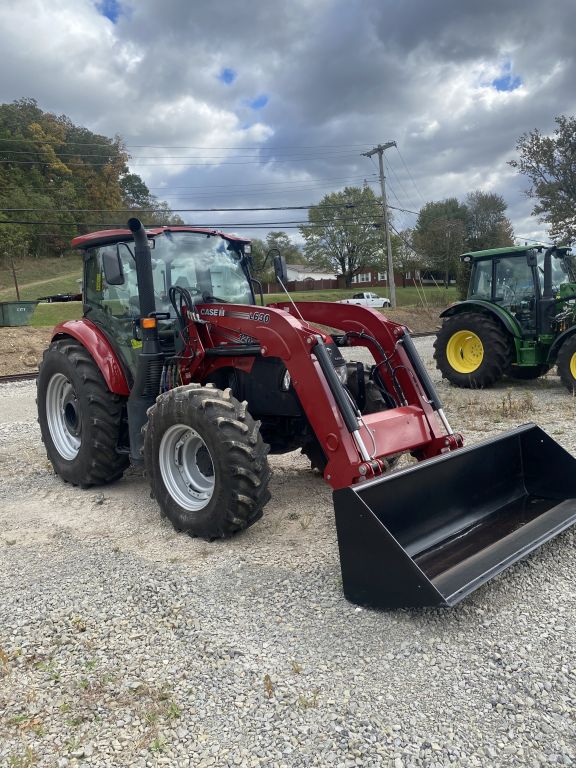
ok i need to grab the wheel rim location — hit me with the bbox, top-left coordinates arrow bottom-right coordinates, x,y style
159,424 -> 215,511
446,330 -> 484,374
46,373 -> 82,460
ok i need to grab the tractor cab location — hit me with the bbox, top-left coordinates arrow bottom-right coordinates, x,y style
74,227 -> 254,372
468,249 -> 538,333
465,245 -> 576,337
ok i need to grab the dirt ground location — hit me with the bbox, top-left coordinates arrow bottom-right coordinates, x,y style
0,327 -> 53,376
0,307 -> 439,376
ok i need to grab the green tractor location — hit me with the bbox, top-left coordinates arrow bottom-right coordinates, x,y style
434,245 -> 576,391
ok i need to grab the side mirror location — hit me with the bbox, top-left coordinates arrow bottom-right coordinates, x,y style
273,253 -> 288,284
102,248 -> 125,285
526,251 -> 538,267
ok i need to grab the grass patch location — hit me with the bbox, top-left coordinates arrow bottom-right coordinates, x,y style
30,302 -> 83,327
6,746 -> 37,767
0,255 -> 81,301
2,254 -> 454,328
1,255 -> 456,308
458,391 -> 536,420
265,286 -> 457,307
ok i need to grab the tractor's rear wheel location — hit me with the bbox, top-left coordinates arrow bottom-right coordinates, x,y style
37,338 -> 129,486
144,384 -> 271,539
557,335 -> 576,393
434,313 -> 512,388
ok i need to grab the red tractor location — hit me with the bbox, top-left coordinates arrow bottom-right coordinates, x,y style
37,219 -> 576,608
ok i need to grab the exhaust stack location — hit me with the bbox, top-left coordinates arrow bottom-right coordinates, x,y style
126,218 -> 164,464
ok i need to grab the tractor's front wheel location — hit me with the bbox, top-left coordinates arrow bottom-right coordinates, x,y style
434,313 -> 512,388
144,384 -> 271,539
557,335 -> 576,393
37,338 -> 129,486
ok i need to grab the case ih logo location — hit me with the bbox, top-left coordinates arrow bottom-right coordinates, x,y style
200,308 -> 270,323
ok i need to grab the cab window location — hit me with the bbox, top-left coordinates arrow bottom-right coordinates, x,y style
494,257 -> 534,307
470,260 -> 492,300
84,244 -> 141,370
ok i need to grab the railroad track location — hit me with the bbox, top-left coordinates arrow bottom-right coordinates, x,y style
0,371 -> 38,384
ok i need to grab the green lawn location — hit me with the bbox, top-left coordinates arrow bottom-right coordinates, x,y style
2,255 -> 457,326
0,255 -> 81,301
26,286 -> 456,328
31,302 -> 83,327
265,286 -> 457,307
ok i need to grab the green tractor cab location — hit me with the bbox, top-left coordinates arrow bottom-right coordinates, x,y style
434,245 -> 576,391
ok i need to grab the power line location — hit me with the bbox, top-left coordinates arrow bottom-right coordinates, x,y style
394,146 -> 426,207
0,147 -> 373,158
0,202 -> 418,215
515,235 -> 551,245
390,223 -> 419,254
0,218 -> 386,227
384,155 -> 413,210
0,137 -> 378,149
142,173 -> 378,189
0,205 -> 326,213
0,175 -> 377,193
0,155 -> 367,167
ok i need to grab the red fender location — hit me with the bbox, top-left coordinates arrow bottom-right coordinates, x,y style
52,319 -> 131,396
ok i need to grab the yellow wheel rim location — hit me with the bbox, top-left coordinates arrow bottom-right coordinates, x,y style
446,330 -> 484,374
571,352 -> 576,380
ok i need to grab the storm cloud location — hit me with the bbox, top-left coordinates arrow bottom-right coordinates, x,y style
1,0 -> 574,241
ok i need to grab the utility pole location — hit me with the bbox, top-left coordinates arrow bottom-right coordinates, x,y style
10,255 -> 20,300
362,142 -> 397,307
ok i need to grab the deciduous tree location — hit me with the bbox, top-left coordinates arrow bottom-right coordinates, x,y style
412,198 -> 468,286
0,98 -> 181,256
509,115 -> 576,242
465,191 -> 514,251
300,187 -> 382,287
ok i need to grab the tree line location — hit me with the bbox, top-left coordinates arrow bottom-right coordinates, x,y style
250,186 -> 514,291
0,98 -> 181,262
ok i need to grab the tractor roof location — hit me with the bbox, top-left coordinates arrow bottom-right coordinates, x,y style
71,226 -> 251,250
460,245 -> 548,261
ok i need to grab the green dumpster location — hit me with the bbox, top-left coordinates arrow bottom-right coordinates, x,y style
0,301 -> 38,327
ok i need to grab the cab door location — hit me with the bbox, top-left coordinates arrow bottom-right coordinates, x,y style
493,255 -> 538,334
84,242 -> 141,373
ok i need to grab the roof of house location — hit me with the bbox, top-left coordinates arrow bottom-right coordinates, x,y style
287,264 -> 335,275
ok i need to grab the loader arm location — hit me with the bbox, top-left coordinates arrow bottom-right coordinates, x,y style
181,301 -> 460,488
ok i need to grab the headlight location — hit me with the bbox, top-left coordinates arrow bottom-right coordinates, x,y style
281,369 -> 291,391
325,342 -> 348,386
334,362 -> 348,386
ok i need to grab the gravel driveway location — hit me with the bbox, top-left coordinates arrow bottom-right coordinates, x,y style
0,338 -> 574,768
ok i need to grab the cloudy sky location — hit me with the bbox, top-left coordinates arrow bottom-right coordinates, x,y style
1,0 -> 575,244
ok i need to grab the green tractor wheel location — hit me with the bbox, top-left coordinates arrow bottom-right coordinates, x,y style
434,313 -> 512,389
557,335 -> 576,394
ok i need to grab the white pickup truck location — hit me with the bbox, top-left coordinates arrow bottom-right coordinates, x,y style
338,291 -> 391,308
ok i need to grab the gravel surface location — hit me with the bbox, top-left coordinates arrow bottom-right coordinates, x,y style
0,338 -> 575,768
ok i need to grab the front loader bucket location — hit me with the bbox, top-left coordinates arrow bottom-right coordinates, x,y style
334,424 -> 576,609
